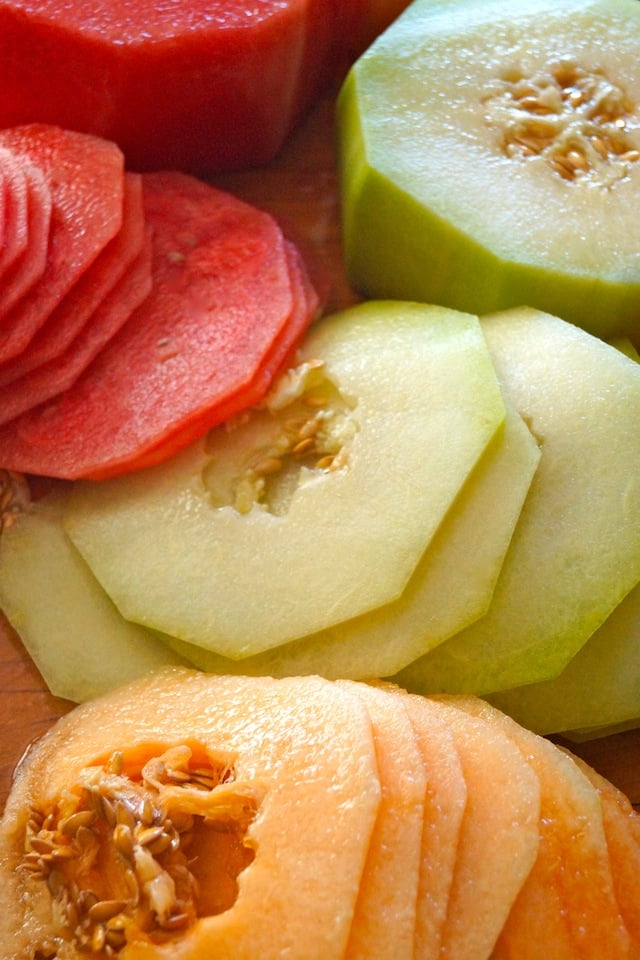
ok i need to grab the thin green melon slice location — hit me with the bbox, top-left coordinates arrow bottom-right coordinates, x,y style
64,301 -> 505,658
452,697 -> 631,959
0,491 -> 185,703
164,400 -> 539,679
420,696 -> 540,960
397,307 -> 640,695
338,0 -> 640,340
338,681 -> 426,960
489,581 -> 640,736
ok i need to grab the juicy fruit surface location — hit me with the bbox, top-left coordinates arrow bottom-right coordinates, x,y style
396,307 -> 640,695
1,670 -> 639,959
338,0 -> 640,340
63,301 -> 505,657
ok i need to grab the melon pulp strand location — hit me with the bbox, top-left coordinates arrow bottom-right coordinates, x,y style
337,0 -> 640,341
63,301 -> 506,659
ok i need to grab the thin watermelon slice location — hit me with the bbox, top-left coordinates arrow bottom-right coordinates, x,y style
0,150 -> 29,285
0,233 -> 153,425
0,161 -> 51,319
0,124 -> 124,364
0,171 -> 318,479
0,172 -> 146,387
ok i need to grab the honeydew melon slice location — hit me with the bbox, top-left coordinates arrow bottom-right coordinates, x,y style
0,669 -> 382,959
420,696 -> 540,960
338,0 -> 640,340
396,307 -> 640,695
337,681 -> 426,960
453,697 -> 632,959
0,491 -> 185,703
489,581 -> 640,736
64,301 -> 505,659
166,400 -> 539,679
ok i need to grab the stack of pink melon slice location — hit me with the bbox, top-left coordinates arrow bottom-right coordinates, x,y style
0,125 -> 318,480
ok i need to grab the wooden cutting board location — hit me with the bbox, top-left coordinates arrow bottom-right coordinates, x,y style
0,90 -> 638,812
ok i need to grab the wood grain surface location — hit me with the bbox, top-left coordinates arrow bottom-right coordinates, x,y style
0,89 -> 638,813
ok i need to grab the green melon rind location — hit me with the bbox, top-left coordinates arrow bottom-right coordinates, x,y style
63,301 -> 505,659
395,307 -> 640,696
338,0 -> 640,339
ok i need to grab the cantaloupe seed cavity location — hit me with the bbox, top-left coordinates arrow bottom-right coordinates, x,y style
19,742 -> 262,953
483,60 -> 640,185
202,358 -> 356,516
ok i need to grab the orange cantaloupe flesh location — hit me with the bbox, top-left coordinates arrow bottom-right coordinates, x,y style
425,697 -> 541,960
568,752 -> 640,952
337,681 -> 426,960
0,668 -> 382,959
450,697 -> 632,959
400,690 -> 468,959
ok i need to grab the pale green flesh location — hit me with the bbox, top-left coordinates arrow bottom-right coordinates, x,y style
395,307 -> 640,696
64,302 -> 505,659
165,402 -> 539,680
338,0 -> 640,338
0,494 -> 184,703
489,581 -> 640,736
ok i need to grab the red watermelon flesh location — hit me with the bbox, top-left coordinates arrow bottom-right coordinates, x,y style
0,150 -> 29,284
112,238 -> 320,478
0,231 -> 153,426
0,171 -> 318,479
0,161 -> 52,320
0,173 -> 145,387
0,124 -> 124,365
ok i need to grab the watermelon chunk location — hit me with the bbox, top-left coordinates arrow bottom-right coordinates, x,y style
0,161 -> 51,319
0,172 -> 146,387
0,125 -> 124,364
0,171 -> 318,479
0,1 -> 347,173
0,232 -> 153,426
0,150 -> 29,285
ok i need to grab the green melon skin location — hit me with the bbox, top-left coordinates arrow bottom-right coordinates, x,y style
338,0 -> 640,342
395,307 -> 640,697
63,301 -> 505,660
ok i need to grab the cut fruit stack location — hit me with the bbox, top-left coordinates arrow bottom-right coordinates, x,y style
0,669 -> 638,958
0,124 -> 319,480
1,297 -> 640,741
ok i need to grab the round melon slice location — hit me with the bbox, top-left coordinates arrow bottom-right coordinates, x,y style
63,301 -> 505,658
0,669 -> 382,958
338,0 -> 640,340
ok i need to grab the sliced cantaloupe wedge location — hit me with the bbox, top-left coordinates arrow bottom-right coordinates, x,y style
422,697 -> 540,960
0,669 -> 382,959
450,697 -> 632,959
567,753 -> 640,952
337,681 -> 426,960
399,690 -> 468,960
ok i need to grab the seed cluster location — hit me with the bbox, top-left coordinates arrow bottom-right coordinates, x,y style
483,61 -> 640,183
19,745 -> 258,955
0,469 -> 29,534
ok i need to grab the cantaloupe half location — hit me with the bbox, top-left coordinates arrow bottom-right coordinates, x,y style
63,301 -> 505,658
451,697 -> 632,959
398,307 -> 640,695
0,669 -> 382,959
418,697 -> 540,960
0,491 -> 185,702
399,690 -> 468,960
337,681 -> 426,960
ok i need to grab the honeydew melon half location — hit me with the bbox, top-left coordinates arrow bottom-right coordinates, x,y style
396,307 -> 640,696
167,401 -> 540,679
338,0 -> 640,339
64,301 -> 505,659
